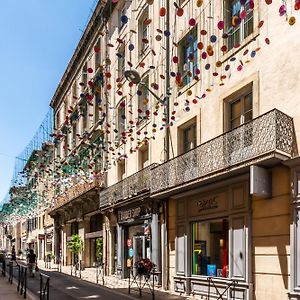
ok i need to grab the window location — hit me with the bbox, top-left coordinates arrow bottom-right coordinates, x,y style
139,145 -> 149,170
179,120 -> 197,154
72,123 -> 77,148
138,8 -> 149,55
63,135 -> 68,158
118,2 -> 127,32
82,101 -> 88,132
224,86 -> 253,162
179,28 -> 198,86
71,222 -> 79,235
118,160 -> 126,181
81,63 -> 88,90
138,76 -> 150,126
72,82 -> 78,104
192,219 -> 229,277
117,99 -> 126,135
118,45 -> 125,79
224,0 -> 254,51
90,214 -> 102,233
94,79 -> 102,124
229,90 -> 252,130
95,39 -> 101,70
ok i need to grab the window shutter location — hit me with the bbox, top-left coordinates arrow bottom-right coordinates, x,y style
176,224 -> 186,275
230,216 -> 246,279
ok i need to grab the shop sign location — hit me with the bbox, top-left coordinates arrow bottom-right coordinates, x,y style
85,231 -> 103,239
144,223 -> 150,235
127,258 -> 132,268
118,206 -> 150,223
127,239 -> 132,248
38,234 -> 45,240
189,191 -> 227,217
128,248 -> 134,258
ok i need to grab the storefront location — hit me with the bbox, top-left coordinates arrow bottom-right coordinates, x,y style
171,177 -> 252,299
116,202 -> 161,280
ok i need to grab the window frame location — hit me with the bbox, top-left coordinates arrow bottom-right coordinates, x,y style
138,8 -> 149,55
191,218 -> 229,278
223,0 -> 254,51
178,27 -> 198,87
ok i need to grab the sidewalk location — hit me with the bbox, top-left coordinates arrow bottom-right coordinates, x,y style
0,275 -> 24,300
39,261 -> 190,300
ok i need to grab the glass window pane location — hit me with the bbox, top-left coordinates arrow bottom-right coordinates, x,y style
244,93 -> 252,112
230,100 -> 241,123
192,219 -> 229,277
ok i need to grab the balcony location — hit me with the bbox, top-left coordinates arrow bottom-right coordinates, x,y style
151,109 -> 297,196
52,173 -> 105,211
100,164 -> 157,209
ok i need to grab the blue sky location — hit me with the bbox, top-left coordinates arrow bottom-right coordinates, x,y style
0,0 -> 96,203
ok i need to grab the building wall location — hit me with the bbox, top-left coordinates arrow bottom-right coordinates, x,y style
252,165 -> 291,300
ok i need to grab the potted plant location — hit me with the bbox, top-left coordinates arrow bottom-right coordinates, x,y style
67,234 -> 83,271
135,258 -> 155,276
95,238 -> 103,265
18,249 -> 23,257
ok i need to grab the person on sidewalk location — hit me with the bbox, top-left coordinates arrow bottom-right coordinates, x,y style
27,249 -> 37,277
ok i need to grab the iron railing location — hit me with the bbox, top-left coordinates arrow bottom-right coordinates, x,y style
40,273 -> 50,300
151,109 -> 296,195
8,261 -> 13,284
100,164 -> 157,209
17,265 -> 27,299
1,260 -> 6,277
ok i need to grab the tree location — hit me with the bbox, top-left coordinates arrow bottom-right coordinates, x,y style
95,238 -> 103,264
67,234 -> 83,265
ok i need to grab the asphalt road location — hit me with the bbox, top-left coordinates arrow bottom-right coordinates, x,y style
9,261 -> 135,300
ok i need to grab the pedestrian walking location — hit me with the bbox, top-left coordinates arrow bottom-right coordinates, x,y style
27,249 -> 37,277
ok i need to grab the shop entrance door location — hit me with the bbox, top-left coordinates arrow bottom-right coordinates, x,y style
132,235 -> 151,267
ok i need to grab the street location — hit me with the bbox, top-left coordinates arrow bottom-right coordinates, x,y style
11,262 -> 134,300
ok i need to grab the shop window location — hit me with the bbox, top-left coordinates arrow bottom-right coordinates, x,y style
224,0 -> 254,51
138,8 -> 149,55
179,28 -> 198,86
178,119 -> 197,154
192,219 -> 229,277
137,75 -> 150,126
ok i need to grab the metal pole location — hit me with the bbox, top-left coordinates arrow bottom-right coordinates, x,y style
165,0 -> 171,161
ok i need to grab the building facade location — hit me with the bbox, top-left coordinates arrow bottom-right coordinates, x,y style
1,1 -> 299,300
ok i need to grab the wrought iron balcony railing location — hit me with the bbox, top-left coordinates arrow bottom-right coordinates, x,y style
100,164 -> 157,209
52,173 -> 105,211
151,109 -> 296,195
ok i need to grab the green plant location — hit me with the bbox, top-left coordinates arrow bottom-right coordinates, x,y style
46,251 -> 54,259
67,234 -> 83,264
95,238 -> 103,263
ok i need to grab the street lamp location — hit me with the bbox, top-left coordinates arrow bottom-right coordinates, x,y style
124,70 -> 162,102
124,69 -> 172,160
